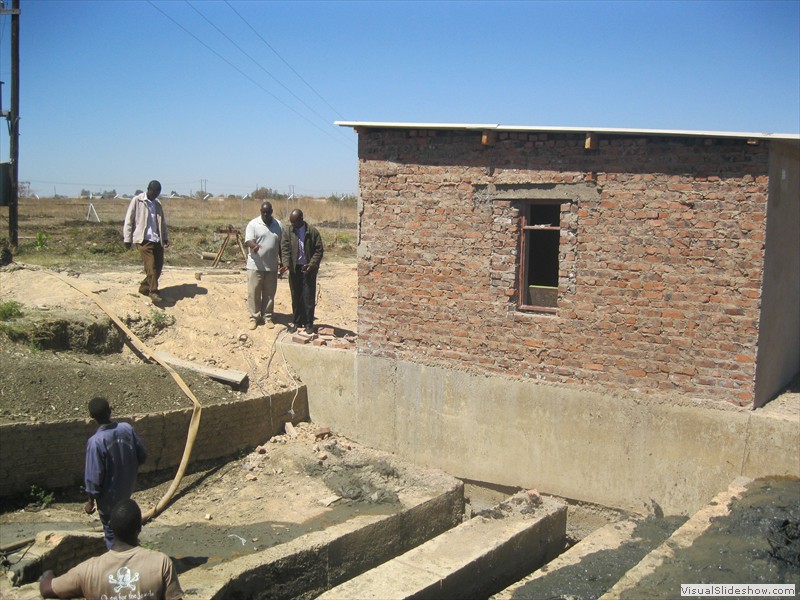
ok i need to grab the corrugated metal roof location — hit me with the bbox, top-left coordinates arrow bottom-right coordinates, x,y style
334,121 -> 800,141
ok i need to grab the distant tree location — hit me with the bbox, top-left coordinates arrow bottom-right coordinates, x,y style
100,189 -> 116,199
134,189 -> 144,196
170,190 -> 180,197
18,181 -> 31,197
327,193 -> 357,206
80,189 -> 91,198
252,186 -> 287,201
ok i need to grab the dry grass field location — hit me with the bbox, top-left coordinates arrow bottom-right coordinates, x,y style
1,195 -> 357,269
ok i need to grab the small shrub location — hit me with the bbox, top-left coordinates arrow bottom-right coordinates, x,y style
28,484 -> 55,510
0,300 -> 23,321
150,309 -> 175,331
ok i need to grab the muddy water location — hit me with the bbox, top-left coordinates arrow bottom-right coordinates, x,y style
617,477 -> 800,600
142,500 -> 399,573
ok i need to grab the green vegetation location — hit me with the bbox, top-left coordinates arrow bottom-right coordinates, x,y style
0,300 -> 23,321
28,484 -> 55,509
150,309 -> 175,330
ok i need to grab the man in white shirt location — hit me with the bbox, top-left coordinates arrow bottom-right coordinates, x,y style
244,201 -> 285,329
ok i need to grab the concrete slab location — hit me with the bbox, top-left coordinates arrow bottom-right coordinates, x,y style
319,492 -> 567,600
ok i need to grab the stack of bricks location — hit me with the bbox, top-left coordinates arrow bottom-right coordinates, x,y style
356,129 -> 771,407
291,326 -> 356,348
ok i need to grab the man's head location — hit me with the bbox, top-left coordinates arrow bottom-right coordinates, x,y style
110,499 -> 142,546
260,202 -> 273,224
289,209 -> 304,230
88,396 -> 111,424
146,180 -> 162,201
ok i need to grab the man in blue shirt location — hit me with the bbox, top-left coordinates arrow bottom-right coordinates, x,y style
84,396 -> 147,549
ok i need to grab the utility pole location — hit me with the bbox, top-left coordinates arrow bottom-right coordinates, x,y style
1,0 -> 20,246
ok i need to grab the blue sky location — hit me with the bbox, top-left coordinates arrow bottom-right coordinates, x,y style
2,0 -> 798,198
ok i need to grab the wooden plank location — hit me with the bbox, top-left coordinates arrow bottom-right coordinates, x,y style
154,352 -> 248,386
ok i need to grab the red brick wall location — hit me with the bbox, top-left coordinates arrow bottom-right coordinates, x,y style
356,129 -> 770,406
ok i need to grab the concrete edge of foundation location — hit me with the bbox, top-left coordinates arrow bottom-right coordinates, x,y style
599,476 -> 754,600
319,492 -> 567,600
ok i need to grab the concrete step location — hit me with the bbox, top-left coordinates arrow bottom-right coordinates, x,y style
318,491 -> 567,600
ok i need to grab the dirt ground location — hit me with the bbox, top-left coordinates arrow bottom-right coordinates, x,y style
0,260 -> 358,423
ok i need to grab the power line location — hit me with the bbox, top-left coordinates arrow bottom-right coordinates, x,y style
186,1 -> 352,147
146,1 -> 354,151
225,0 -> 345,121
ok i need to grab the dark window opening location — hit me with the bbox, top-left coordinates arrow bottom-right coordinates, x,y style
519,203 -> 562,311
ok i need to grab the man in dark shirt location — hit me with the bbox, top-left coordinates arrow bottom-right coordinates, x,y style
84,397 -> 147,549
280,209 -> 324,334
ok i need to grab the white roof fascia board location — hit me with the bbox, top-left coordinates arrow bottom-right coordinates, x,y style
334,121 -> 800,141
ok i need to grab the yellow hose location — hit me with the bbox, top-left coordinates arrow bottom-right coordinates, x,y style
48,271 -> 202,523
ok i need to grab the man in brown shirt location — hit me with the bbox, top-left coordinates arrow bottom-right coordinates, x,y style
40,499 -> 182,600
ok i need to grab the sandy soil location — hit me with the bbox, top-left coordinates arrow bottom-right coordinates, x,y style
0,260 -> 358,423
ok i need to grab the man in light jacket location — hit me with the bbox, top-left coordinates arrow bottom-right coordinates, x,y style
123,180 -> 169,303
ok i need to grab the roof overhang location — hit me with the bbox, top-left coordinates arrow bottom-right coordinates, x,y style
335,121 -> 800,142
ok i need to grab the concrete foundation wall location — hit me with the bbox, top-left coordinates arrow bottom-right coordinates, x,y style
755,140 -> 800,407
0,389 -> 306,498
284,343 -> 800,516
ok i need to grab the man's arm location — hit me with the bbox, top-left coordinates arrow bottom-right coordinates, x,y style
134,428 -> 147,466
122,197 -> 137,248
280,228 -> 291,269
158,201 -> 170,247
308,227 -> 324,269
84,439 -> 103,514
164,555 -> 184,600
39,570 -> 62,598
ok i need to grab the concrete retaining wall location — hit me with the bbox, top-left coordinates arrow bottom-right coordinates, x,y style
281,343 -> 800,516
0,389 -> 306,498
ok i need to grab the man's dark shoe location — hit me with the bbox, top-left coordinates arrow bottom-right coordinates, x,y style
287,323 -> 297,333
138,287 -> 149,296
305,325 -> 314,335
150,293 -> 164,304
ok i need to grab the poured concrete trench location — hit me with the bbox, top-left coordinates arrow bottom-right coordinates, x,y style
1,337 -> 799,598
2,406 -> 799,599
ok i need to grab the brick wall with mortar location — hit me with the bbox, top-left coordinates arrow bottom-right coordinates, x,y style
0,388 -> 307,498
356,129 -> 771,406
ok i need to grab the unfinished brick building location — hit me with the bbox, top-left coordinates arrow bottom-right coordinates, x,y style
337,122 -> 799,409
